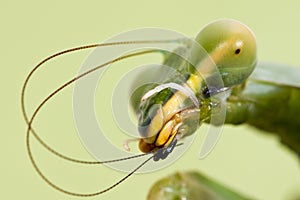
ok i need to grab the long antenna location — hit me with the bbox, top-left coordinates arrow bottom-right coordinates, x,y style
24,49 -> 160,164
21,39 -> 178,163
21,39 -> 180,195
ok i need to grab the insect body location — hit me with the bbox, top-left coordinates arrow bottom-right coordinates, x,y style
22,19 -> 300,197
223,63 -> 300,155
147,63 -> 300,199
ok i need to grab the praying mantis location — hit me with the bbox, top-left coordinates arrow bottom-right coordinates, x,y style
21,19 -> 300,198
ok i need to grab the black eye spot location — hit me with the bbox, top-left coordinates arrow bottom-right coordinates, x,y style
235,48 -> 241,55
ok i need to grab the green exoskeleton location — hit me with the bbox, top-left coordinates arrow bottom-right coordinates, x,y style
224,62 -> 300,155
134,19 -> 300,157
146,21 -> 300,200
135,19 -> 257,155
21,19 -> 300,197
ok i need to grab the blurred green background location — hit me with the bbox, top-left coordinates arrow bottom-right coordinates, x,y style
2,0 -> 300,200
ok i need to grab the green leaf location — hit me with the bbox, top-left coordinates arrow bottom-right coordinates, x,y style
147,171 -> 255,200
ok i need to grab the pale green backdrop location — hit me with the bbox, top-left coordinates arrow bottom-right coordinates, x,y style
1,0 -> 300,200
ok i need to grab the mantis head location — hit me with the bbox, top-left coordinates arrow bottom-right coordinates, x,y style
195,19 -> 257,88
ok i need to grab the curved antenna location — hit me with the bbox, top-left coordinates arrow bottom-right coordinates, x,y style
21,39 -> 183,195
24,50 -> 160,163
21,39 -> 179,164
27,128 -> 154,196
